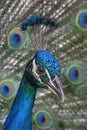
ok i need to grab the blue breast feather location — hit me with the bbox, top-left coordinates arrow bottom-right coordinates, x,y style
35,50 -> 61,78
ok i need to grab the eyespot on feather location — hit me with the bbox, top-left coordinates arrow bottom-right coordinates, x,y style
64,62 -> 87,85
0,79 -> 18,101
73,9 -> 87,33
33,110 -> 54,129
7,27 -> 30,50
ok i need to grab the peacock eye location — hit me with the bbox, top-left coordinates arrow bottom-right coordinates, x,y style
0,79 -> 18,101
33,110 -> 54,130
64,62 -> 87,85
37,65 -> 45,75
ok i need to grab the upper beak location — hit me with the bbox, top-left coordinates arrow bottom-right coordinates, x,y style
47,75 -> 64,102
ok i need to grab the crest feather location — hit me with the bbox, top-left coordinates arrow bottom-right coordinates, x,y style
30,25 -> 48,50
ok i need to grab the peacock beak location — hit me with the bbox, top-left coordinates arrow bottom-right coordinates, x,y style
47,75 -> 64,102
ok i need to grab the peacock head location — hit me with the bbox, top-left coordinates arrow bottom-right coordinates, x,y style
25,50 -> 64,102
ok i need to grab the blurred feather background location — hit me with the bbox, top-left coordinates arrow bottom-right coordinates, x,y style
0,0 -> 87,129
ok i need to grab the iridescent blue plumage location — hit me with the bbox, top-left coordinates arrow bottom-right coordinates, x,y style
35,50 -> 61,79
79,13 -> 87,28
28,15 -> 59,27
21,15 -> 59,30
37,113 -> 46,125
21,19 -> 29,30
1,84 -> 10,96
10,33 -> 22,46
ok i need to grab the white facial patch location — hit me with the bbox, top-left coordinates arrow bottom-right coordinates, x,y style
32,59 -> 43,84
45,69 -> 58,96
45,69 -> 54,87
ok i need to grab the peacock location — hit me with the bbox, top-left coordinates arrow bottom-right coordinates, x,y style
3,16 -> 64,130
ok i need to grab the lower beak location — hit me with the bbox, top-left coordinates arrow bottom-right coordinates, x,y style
47,75 -> 64,102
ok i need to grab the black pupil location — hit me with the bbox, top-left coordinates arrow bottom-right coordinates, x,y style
39,67 -> 44,72
84,15 -> 87,24
4,86 -> 9,92
38,66 -> 44,73
41,116 -> 45,122
14,34 -> 20,42
74,70 -> 79,78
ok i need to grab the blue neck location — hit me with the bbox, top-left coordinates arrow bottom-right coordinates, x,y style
4,76 -> 37,130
